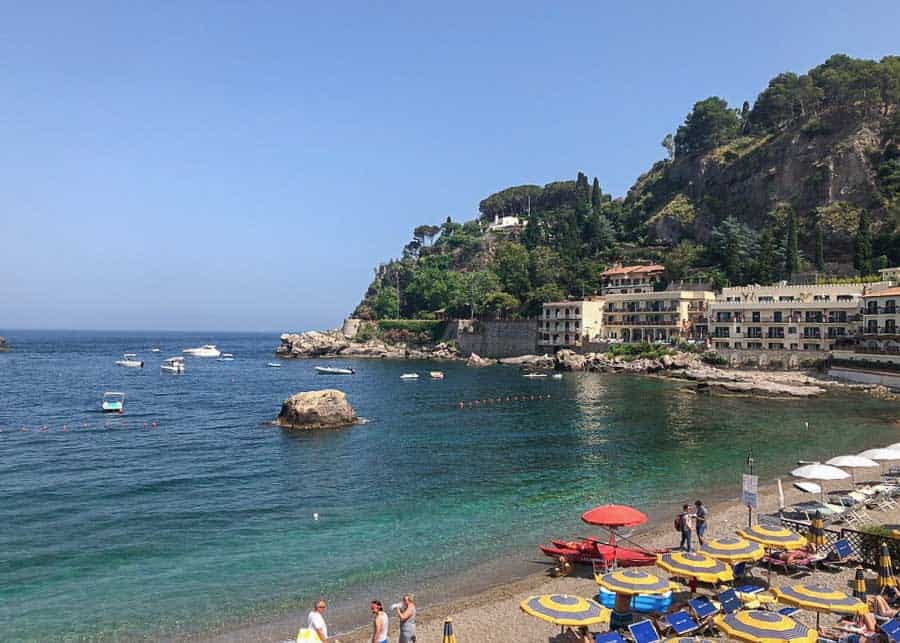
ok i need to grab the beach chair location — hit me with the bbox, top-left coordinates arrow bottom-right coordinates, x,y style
664,610 -> 699,637
882,618 -> 900,642
778,606 -> 801,617
762,550 -> 814,576
717,588 -> 742,615
820,538 -> 854,571
688,596 -> 719,620
876,492 -> 899,511
627,619 -> 662,643
732,561 -> 753,580
594,633 -> 627,643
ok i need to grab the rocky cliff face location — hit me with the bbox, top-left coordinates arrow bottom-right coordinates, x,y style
277,329 -> 460,360
634,108 -> 895,260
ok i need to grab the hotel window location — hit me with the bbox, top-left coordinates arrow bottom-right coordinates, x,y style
788,327 -> 797,334
773,311 -> 783,322
752,312 -> 760,322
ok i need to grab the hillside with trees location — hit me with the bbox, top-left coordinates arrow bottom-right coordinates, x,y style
353,54 -> 900,321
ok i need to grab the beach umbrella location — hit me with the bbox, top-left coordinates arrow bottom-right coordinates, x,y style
581,504 -> 647,528
809,510 -> 826,548
887,443 -> 900,451
595,568 -> 676,595
859,448 -> 900,461
519,594 -> 611,627
854,567 -> 867,600
792,481 -> 821,494
771,582 -> 867,628
581,504 -> 647,569
656,551 -> 734,584
737,524 -> 807,550
792,464 -> 850,502
442,618 -> 456,643
714,609 -> 817,643
880,541 -> 897,591
699,536 -> 765,563
826,455 -> 879,484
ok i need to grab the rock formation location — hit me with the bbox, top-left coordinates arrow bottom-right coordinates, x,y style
0,336 -> 7,351
276,389 -> 359,430
466,353 -> 497,367
277,330 -> 461,360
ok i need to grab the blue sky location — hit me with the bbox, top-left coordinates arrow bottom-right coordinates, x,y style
2,1 -> 899,331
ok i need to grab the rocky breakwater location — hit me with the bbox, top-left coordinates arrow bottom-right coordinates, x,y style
466,353 -> 497,367
553,349 -> 828,398
277,330 -> 460,360
275,389 -> 359,430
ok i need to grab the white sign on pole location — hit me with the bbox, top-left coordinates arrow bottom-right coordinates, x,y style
742,474 -> 758,509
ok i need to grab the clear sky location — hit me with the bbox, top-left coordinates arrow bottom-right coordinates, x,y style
2,1 -> 899,332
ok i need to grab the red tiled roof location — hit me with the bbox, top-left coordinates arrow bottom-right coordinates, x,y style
600,264 -> 665,277
865,287 -> 900,298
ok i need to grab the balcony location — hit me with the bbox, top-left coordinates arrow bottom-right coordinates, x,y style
864,326 -> 900,335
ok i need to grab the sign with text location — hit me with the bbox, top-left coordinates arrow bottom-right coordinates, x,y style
742,474 -> 758,509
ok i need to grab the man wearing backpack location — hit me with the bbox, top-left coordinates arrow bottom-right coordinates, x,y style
677,504 -> 695,552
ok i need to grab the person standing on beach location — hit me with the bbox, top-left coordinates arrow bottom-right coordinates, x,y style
694,500 -> 708,546
678,504 -> 694,552
394,594 -> 416,643
370,600 -> 389,643
307,599 -> 330,642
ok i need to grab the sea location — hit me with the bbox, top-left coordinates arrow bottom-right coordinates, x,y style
1,330 -> 898,641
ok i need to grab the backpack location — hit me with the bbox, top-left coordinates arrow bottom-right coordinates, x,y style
674,515 -> 683,531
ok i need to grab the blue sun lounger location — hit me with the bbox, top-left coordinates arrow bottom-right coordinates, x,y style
628,619 -> 662,643
665,610 -> 699,636
688,596 -> 719,620
717,588 -> 742,615
594,632 -> 627,643
882,618 -> 900,642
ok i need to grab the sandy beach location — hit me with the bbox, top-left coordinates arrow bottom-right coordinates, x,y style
329,479 -> 896,643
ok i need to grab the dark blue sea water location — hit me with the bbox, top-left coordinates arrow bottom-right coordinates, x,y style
1,330 -> 898,641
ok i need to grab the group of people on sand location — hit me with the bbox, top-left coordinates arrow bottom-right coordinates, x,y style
303,595 -> 416,643
676,500 -> 707,552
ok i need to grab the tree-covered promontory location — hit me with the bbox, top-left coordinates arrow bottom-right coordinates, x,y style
354,54 -> 900,321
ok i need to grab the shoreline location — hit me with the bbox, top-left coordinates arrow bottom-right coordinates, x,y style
197,456 -> 874,643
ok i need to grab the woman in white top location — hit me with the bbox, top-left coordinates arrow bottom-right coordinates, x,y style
370,600 -> 389,643
307,599 -> 329,642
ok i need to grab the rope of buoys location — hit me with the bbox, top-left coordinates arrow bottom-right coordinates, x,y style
0,419 -> 163,435
456,394 -> 552,408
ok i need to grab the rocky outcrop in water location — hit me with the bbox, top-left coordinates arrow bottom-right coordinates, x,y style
277,330 -> 461,360
276,389 -> 359,430
466,353 -> 496,367
497,354 -> 555,368
0,336 -> 7,351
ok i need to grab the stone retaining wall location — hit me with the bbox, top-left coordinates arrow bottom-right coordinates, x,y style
450,320 -> 538,358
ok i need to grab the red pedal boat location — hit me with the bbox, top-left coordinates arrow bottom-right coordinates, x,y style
539,537 -> 665,567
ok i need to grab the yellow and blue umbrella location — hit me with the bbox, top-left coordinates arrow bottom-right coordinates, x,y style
809,511 -> 826,548
771,583 -> 867,618
519,594 -> 611,627
656,551 -> 734,584
880,541 -> 897,590
442,618 -> 456,643
854,567 -> 867,600
595,568 -> 677,595
699,536 -> 765,563
737,524 -> 807,550
714,609 -> 817,643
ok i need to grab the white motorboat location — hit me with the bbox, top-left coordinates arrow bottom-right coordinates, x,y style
101,391 -> 125,413
429,371 -> 444,379
267,362 -> 282,368
217,353 -> 235,362
115,353 -> 144,368
315,366 -> 355,375
161,357 -> 185,373
182,344 -> 221,358
552,373 -> 563,380
522,372 -> 548,378
150,347 -> 161,353
400,373 -> 419,380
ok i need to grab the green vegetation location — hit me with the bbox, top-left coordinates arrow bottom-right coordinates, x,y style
354,54 -> 900,321
605,342 -> 675,362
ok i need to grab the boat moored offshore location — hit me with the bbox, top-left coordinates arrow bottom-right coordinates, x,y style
101,391 -> 125,413
315,366 -> 355,375
115,353 -> 144,368
182,345 -> 221,358
161,357 -> 185,373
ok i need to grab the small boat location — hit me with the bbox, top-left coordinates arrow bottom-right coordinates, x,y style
400,373 -> 419,380
522,372 -> 547,378
539,537 -> 665,567
429,371 -> 444,379
115,353 -> 144,368
182,344 -> 221,358
267,362 -> 282,368
552,373 -> 563,380
101,391 -> 125,413
217,353 -> 235,362
150,347 -> 161,353
160,357 -> 185,373
315,366 -> 355,375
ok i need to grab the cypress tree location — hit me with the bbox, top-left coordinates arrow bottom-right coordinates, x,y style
854,209 -> 873,276
814,223 -> 825,272
785,209 -> 800,276
757,226 -> 777,284
591,177 -> 602,215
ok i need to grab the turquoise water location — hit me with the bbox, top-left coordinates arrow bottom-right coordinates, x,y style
1,330 -> 898,641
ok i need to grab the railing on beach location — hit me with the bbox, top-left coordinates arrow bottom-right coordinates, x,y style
780,517 -> 900,568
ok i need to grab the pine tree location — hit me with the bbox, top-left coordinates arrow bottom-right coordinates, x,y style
814,223 -> 825,272
785,209 -> 800,276
854,209 -> 873,276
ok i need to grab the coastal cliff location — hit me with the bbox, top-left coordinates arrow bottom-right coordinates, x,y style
277,329 -> 460,360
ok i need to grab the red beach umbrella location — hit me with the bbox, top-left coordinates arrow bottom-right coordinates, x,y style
582,505 -> 648,528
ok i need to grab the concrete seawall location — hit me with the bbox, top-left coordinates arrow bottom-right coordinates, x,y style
446,320 -> 538,358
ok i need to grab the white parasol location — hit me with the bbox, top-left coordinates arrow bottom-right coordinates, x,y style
826,455 -> 879,484
792,464 -> 849,502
